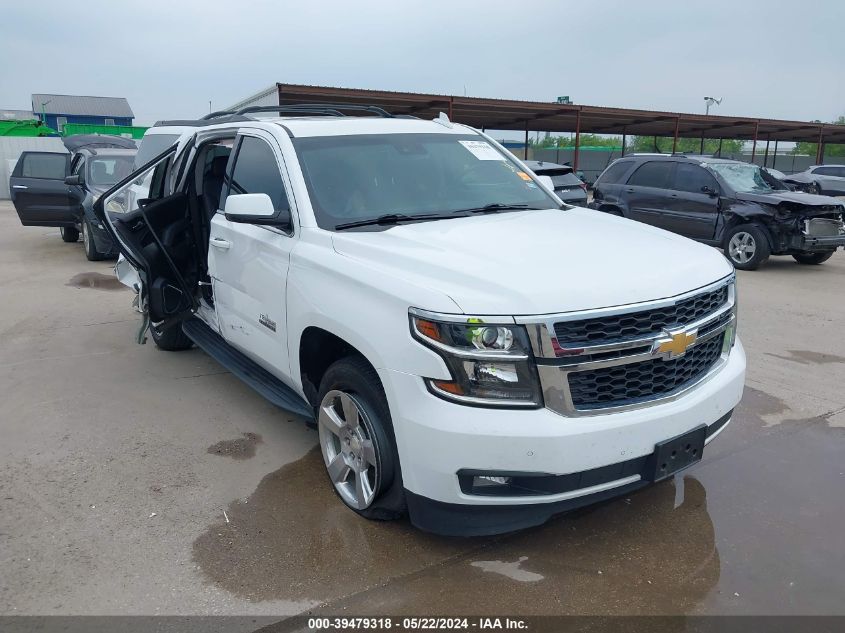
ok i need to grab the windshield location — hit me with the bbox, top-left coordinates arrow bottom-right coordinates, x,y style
88,155 -> 135,187
134,133 -> 179,168
706,162 -> 780,193
293,133 -> 557,230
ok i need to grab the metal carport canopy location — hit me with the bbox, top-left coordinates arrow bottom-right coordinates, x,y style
275,83 -> 845,144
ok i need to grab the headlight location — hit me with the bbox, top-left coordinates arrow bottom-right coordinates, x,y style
410,310 -> 542,408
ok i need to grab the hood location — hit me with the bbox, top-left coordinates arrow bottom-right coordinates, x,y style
331,208 -> 733,315
735,190 -> 844,208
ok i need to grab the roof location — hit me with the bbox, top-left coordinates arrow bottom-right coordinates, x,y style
0,109 -> 35,121
273,83 -> 845,144
269,115 -> 469,138
31,94 -> 134,118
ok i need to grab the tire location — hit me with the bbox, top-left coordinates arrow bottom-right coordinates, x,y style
150,322 -> 194,351
792,251 -> 834,265
316,356 -> 405,520
82,218 -> 104,261
60,226 -> 79,243
724,224 -> 770,271
807,182 -> 821,195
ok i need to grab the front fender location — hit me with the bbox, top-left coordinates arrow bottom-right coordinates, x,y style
285,235 -> 461,393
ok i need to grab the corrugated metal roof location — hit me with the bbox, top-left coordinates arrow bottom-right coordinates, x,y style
0,109 -> 35,121
31,94 -> 134,118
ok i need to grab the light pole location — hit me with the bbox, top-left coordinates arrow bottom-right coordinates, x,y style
704,96 -> 722,116
39,99 -> 52,124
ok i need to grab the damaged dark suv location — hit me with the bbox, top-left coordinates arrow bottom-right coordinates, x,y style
591,155 -> 845,270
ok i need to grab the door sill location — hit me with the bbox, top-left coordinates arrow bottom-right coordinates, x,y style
182,318 -> 314,420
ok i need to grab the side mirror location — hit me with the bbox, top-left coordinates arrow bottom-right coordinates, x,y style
537,175 -> 555,191
64,174 -> 83,186
224,193 -> 291,228
702,185 -> 719,197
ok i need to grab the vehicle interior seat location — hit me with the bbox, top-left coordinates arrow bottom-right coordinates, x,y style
202,156 -> 228,219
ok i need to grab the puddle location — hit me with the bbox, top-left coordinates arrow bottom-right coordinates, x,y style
737,386 -> 790,427
66,272 -> 125,291
194,389 -> 845,615
207,432 -> 263,460
767,350 -> 845,366
470,556 -> 544,582
192,448 -> 472,603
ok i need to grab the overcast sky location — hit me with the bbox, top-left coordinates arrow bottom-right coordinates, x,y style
1,0 -> 842,127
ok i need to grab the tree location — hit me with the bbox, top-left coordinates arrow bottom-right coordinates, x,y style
532,133 -> 622,149
629,136 -> 744,155
791,115 -> 845,158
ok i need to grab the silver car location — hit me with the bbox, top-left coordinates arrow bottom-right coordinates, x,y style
783,164 -> 845,196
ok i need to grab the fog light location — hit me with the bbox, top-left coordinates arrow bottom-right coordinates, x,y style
473,475 -> 512,487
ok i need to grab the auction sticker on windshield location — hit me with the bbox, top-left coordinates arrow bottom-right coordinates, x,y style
459,140 -> 505,160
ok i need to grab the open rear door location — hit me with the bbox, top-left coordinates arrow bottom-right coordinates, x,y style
9,151 -> 75,227
93,145 -> 197,329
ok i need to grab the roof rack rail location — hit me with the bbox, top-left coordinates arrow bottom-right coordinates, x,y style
201,110 -> 236,120
236,103 -> 394,118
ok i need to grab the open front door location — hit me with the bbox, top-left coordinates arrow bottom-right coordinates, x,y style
93,145 -> 197,327
9,151 -> 75,227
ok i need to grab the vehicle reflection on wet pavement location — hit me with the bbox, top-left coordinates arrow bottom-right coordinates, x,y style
193,386 -> 845,615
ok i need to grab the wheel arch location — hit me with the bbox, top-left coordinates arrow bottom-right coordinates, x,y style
298,326 -> 382,406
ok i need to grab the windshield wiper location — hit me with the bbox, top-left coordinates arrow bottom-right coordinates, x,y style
335,213 -> 455,231
453,203 -> 535,214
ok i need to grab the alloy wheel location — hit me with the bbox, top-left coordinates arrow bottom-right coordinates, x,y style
728,231 -> 756,265
318,390 -> 379,510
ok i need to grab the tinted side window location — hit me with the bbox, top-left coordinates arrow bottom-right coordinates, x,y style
21,153 -> 67,179
813,166 -> 835,176
597,160 -> 633,185
834,167 -> 845,178
627,161 -> 673,188
227,136 -> 289,212
673,163 -> 718,193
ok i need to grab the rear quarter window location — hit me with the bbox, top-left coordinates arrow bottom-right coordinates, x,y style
595,160 -> 633,186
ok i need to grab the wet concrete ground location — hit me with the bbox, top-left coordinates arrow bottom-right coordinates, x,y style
1,201 -> 844,615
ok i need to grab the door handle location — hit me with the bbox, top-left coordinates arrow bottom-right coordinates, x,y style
625,188 -> 635,193
210,237 -> 232,250
12,185 -> 27,190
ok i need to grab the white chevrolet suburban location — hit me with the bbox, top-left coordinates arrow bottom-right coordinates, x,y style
95,104 -> 745,536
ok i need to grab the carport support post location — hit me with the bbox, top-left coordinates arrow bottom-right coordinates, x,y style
524,122 -> 529,160
772,140 -> 778,169
699,132 -> 705,155
573,109 -> 582,171
750,121 -> 759,163
764,135 -> 770,167
816,127 -> 824,164
717,138 -> 723,157
671,117 -> 680,154
621,128 -> 627,156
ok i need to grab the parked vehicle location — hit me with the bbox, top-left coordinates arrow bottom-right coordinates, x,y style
523,160 -> 588,205
95,105 -> 745,536
9,134 -> 137,260
781,164 -> 845,195
591,155 -> 845,270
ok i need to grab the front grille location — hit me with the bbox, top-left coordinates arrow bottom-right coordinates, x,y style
567,334 -> 725,410
554,285 -> 728,346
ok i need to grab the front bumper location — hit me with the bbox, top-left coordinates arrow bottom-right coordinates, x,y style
380,339 -> 745,536
790,234 -> 845,252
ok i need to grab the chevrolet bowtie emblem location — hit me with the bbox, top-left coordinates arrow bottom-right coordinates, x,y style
653,329 -> 698,360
